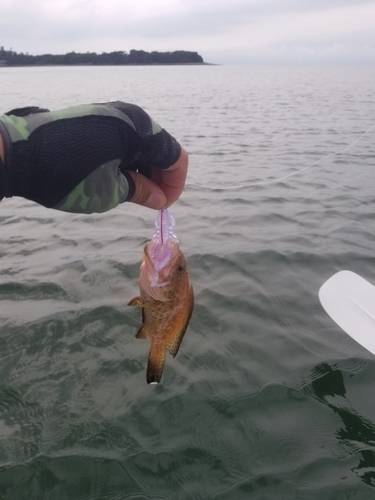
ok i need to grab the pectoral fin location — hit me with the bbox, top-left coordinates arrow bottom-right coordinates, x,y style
127,297 -> 154,309
128,296 -> 141,306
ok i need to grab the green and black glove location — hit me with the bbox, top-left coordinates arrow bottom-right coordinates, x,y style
0,101 -> 181,213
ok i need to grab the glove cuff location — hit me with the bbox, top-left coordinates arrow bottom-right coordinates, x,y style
0,117 -> 13,199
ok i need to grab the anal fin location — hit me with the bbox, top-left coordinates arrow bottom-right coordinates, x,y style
136,326 -> 147,339
167,313 -> 191,358
147,343 -> 166,384
167,336 -> 184,358
167,298 -> 194,358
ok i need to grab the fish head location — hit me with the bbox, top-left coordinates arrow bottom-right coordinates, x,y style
139,239 -> 189,301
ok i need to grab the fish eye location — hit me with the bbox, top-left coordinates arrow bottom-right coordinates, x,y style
178,265 -> 185,273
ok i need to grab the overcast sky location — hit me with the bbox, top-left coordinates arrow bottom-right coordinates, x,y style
1,0 -> 374,64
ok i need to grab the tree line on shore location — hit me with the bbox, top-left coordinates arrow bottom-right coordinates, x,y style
0,47 -> 204,66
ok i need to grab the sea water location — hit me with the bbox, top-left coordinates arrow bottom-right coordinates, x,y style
0,64 -> 375,499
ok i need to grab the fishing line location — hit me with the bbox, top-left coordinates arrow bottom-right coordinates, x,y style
187,123 -> 375,191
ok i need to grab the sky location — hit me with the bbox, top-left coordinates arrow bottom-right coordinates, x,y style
1,0 -> 375,64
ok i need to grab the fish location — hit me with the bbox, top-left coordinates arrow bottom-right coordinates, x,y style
128,208 -> 194,384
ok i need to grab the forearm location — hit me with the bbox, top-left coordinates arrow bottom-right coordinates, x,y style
0,102 -> 182,213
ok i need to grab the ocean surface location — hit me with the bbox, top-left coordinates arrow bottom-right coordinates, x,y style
0,64 -> 375,499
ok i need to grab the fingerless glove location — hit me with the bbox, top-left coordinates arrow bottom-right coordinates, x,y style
0,101 -> 181,213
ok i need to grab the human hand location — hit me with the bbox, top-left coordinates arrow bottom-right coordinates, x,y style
126,147 -> 188,209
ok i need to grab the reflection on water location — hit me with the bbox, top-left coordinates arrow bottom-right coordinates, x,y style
309,363 -> 375,487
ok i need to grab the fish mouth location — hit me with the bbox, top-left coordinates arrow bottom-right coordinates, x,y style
144,240 -> 179,271
143,241 -> 179,288
144,247 -> 164,288
139,246 -> 169,300
144,245 -> 154,267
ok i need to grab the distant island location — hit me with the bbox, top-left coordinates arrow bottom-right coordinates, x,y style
0,47 -> 205,66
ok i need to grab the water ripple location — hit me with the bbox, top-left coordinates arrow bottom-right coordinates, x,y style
0,65 -> 375,498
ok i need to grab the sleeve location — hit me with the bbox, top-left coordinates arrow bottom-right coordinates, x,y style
0,102 -> 181,214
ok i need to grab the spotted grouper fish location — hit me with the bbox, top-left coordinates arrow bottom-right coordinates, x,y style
128,208 -> 194,384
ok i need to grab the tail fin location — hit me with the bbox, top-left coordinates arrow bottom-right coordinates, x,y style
147,343 -> 166,385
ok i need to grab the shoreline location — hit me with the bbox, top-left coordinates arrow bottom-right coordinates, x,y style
0,62 -> 219,68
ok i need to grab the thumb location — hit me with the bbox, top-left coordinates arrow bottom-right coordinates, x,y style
125,171 -> 167,210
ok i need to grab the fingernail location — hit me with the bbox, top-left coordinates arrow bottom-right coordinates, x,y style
146,192 -> 166,209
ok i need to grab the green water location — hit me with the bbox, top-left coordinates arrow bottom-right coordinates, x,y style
0,65 -> 375,499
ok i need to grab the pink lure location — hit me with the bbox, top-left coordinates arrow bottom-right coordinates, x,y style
149,207 -> 179,287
